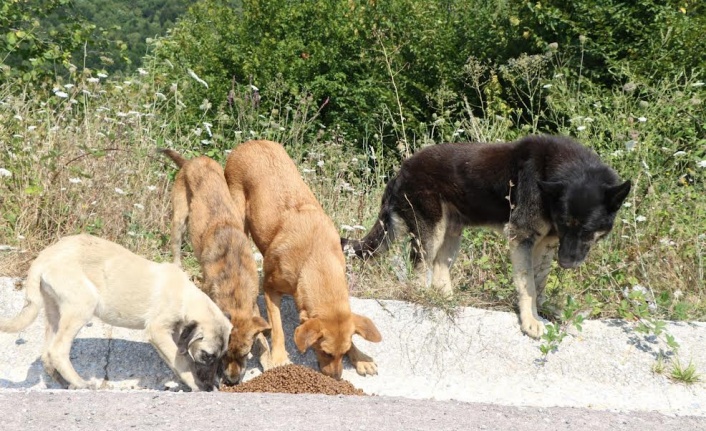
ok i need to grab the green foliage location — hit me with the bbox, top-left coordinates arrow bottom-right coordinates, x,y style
516,0 -> 706,83
71,0 -> 197,72
1,0 -> 98,83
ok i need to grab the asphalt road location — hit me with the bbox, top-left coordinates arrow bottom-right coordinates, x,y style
3,390 -> 704,431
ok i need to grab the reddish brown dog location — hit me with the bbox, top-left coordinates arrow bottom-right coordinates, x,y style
224,140 -> 381,379
161,149 -> 270,385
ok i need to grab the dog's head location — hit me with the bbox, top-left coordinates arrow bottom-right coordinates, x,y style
177,319 -> 231,391
220,312 -> 271,386
293,312 -> 381,380
540,178 -> 631,269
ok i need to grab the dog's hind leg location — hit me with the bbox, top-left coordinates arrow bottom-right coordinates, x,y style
46,304 -> 96,389
170,176 -> 189,267
40,292 -> 69,387
346,342 -> 377,376
431,210 -> 463,296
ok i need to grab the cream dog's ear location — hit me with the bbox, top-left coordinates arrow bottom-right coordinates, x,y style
293,318 -> 322,352
352,314 -> 382,342
177,321 -> 203,355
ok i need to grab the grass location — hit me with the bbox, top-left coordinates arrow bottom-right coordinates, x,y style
0,51 -> 705,328
670,358 -> 701,384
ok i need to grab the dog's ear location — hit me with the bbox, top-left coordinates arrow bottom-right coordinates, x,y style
293,318 -> 323,353
223,311 -> 232,322
177,321 -> 203,355
251,315 -> 271,337
605,180 -> 631,212
538,180 -> 564,200
352,314 -> 382,343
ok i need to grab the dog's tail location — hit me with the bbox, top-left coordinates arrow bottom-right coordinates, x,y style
341,175 -> 403,259
0,262 -> 43,333
159,148 -> 188,168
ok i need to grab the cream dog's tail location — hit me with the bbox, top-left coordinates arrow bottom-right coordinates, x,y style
0,263 -> 43,332
159,148 -> 188,168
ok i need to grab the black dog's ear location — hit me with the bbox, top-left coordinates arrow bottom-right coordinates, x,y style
605,180 -> 631,212
538,180 -> 564,200
177,321 -> 200,355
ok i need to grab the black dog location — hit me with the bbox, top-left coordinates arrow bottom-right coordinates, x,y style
342,135 -> 631,338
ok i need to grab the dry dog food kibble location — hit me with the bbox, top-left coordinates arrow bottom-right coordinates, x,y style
221,364 -> 366,396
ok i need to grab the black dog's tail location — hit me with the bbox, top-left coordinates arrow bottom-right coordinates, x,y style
341,176 -> 402,259
159,148 -> 188,168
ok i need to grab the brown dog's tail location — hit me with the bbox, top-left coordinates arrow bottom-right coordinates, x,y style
159,148 -> 188,168
341,175 -> 403,259
0,262 -> 43,333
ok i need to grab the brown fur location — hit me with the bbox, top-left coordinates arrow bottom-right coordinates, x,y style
161,149 -> 270,385
224,140 -> 382,380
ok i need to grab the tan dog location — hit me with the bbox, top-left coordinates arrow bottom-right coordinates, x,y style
161,149 -> 270,385
0,234 -> 231,391
224,140 -> 382,380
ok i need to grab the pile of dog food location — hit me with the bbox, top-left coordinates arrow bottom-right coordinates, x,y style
222,364 -> 366,396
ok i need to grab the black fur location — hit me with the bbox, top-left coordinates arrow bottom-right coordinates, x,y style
343,134 -> 630,284
343,135 -> 630,339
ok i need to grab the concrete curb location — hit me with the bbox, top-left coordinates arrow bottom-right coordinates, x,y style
1,277 -> 705,416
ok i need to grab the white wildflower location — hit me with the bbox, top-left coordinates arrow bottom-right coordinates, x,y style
317,160 -> 325,167
187,69 -> 209,88
0,168 -> 11,177
13,114 -> 22,121
632,284 -> 647,294
127,231 -> 136,237
637,116 -> 647,123
542,84 -> 552,89
97,72 -> 108,78
635,215 -> 647,222
115,187 -> 125,195
27,126 -> 36,131
87,77 -> 100,83
577,126 -> 586,131
147,185 -> 157,192
698,160 -> 706,168
250,85 -> 259,92
64,84 -> 74,89
673,151 -> 687,157
138,68 -> 148,76
622,202 -> 632,208
340,225 -> 355,232
155,92 -> 167,101
69,177 -> 82,184
691,81 -> 705,88
54,90 -> 69,98
203,122 -> 212,137
302,168 -> 315,174
133,203 -> 144,210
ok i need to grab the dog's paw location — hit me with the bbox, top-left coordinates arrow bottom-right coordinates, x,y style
264,354 -> 291,371
69,381 -> 96,390
521,317 -> 546,339
354,360 -> 378,376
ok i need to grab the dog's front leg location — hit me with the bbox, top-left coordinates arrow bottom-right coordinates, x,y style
263,289 -> 291,369
347,343 -> 377,376
507,235 -> 544,339
147,325 -> 201,391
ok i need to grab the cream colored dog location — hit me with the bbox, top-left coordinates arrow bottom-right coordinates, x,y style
160,149 -> 270,385
225,140 -> 382,380
0,234 -> 232,391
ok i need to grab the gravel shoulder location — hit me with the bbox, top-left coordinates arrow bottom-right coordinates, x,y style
1,276 -> 705,425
